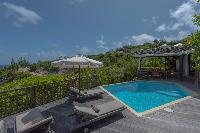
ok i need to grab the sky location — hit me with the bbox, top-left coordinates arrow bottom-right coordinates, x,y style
0,0 -> 199,64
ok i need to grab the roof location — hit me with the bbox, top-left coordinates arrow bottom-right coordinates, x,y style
133,43 -> 194,58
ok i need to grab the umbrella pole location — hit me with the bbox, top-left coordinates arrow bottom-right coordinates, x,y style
78,65 -> 81,94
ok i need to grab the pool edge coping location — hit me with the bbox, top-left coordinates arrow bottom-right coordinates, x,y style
100,81 -> 192,117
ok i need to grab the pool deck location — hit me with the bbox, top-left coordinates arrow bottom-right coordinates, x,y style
2,80 -> 200,133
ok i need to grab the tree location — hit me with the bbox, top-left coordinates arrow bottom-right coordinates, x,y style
18,57 -> 30,67
9,58 -> 18,71
189,32 -> 200,70
188,0 -> 200,70
193,0 -> 200,26
188,0 -> 200,88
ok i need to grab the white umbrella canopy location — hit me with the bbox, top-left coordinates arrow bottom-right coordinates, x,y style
51,56 -> 103,68
51,55 -> 103,91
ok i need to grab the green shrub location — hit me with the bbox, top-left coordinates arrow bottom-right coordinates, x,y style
0,74 -> 69,117
0,74 -> 64,91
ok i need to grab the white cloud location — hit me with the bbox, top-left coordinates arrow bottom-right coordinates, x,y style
112,36 -> 133,48
177,30 -> 190,39
2,2 -> 42,26
170,23 -> 184,30
170,0 -> 196,29
156,24 -> 166,32
130,31 -> 189,45
156,23 -> 184,32
142,16 -> 159,24
79,47 -> 90,54
96,36 -> 109,51
112,42 -> 124,48
68,0 -> 85,5
131,34 -> 156,44
96,36 -> 106,46
163,31 -> 190,41
36,50 -> 64,58
156,0 -> 198,32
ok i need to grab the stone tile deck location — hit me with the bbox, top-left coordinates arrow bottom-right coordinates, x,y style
1,80 -> 200,133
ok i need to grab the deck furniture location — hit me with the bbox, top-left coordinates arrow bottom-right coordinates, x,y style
14,108 -> 53,133
0,120 -> 5,133
137,70 -> 152,79
69,87 -> 105,102
151,70 -> 161,79
168,71 -> 176,79
70,100 -> 126,132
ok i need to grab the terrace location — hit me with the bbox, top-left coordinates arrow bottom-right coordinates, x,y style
1,79 -> 200,133
1,44 -> 200,133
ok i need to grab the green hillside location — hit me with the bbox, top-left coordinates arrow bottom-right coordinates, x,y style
0,38 -> 190,90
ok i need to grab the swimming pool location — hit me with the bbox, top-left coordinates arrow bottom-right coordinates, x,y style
103,81 -> 191,116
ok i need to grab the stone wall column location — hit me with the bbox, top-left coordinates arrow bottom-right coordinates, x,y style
179,55 -> 184,81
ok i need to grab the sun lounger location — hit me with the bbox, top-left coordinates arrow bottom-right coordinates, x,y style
14,108 -> 53,133
70,100 -> 126,132
0,120 -> 5,133
69,87 -> 105,102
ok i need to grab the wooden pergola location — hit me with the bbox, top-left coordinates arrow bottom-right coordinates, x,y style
133,44 -> 199,89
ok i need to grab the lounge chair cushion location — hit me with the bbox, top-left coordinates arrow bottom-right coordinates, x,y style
0,120 -> 5,133
15,108 -> 53,133
75,101 -> 125,117
70,87 -> 104,95
81,89 -> 104,96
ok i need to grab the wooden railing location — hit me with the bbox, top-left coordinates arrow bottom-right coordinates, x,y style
0,80 -> 70,119
0,73 -> 101,119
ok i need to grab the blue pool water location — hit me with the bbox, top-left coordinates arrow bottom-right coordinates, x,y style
104,81 -> 190,113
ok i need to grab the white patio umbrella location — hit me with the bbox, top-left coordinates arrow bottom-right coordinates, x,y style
51,56 -> 103,68
51,55 -> 103,91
